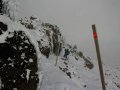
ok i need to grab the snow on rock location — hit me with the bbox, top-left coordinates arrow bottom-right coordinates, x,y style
0,15 -> 120,90
0,31 -> 8,43
19,15 -> 119,90
29,58 -> 33,63
19,17 -> 63,58
0,15 -> 40,90
26,69 -> 31,82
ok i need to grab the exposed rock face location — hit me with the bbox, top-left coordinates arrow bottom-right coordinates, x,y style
0,22 -> 8,35
0,1 -> 3,14
39,46 -> 50,58
0,22 -> 39,90
19,17 -> 63,58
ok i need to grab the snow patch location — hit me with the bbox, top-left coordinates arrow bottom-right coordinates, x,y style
26,69 -> 31,83
29,59 -> 33,63
0,32 -> 8,43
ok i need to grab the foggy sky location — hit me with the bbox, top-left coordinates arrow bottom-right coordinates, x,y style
19,0 -> 120,66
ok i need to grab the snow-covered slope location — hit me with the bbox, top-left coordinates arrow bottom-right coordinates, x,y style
39,54 -> 120,90
0,15 -> 120,90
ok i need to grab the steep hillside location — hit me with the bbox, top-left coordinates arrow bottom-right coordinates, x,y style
0,15 -> 120,90
19,16 -> 120,90
19,16 -> 63,57
40,47 -> 120,90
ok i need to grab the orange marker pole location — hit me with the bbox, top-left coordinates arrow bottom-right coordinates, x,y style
92,24 -> 106,90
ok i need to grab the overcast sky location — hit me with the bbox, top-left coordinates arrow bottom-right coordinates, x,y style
19,0 -> 120,66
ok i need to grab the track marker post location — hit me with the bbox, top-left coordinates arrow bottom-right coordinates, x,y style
92,24 -> 106,90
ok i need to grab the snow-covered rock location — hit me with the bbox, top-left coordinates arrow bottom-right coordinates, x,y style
0,15 -> 40,90
19,16 -> 63,58
0,15 -> 120,90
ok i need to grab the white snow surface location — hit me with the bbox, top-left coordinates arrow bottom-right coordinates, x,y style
39,54 -> 120,90
26,69 -> 31,83
40,56 -> 84,90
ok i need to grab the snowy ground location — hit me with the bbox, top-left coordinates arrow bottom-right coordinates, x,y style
40,56 -> 85,90
38,54 -> 120,90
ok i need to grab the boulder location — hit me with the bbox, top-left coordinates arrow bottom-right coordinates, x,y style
0,22 -> 39,90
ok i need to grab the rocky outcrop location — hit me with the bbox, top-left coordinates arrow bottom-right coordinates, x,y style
19,17 -> 63,58
0,21 -> 39,90
0,22 -> 8,35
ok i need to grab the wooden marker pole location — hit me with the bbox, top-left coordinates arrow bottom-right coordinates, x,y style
92,24 -> 106,90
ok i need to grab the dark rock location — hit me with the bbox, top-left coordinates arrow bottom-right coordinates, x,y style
83,57 -> 94,69
39,46 -> 50,58
83,85 -> 87,88
64,62 -> 68,65
0,22 -> 8,35
0,1 -> 3,14
0,30 -> 39,90
66,72 -> 71,79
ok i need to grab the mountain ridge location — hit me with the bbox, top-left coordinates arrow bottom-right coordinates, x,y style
0,15 -> 120,90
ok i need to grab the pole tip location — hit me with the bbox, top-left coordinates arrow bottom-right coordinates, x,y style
92,24 -> 96,32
